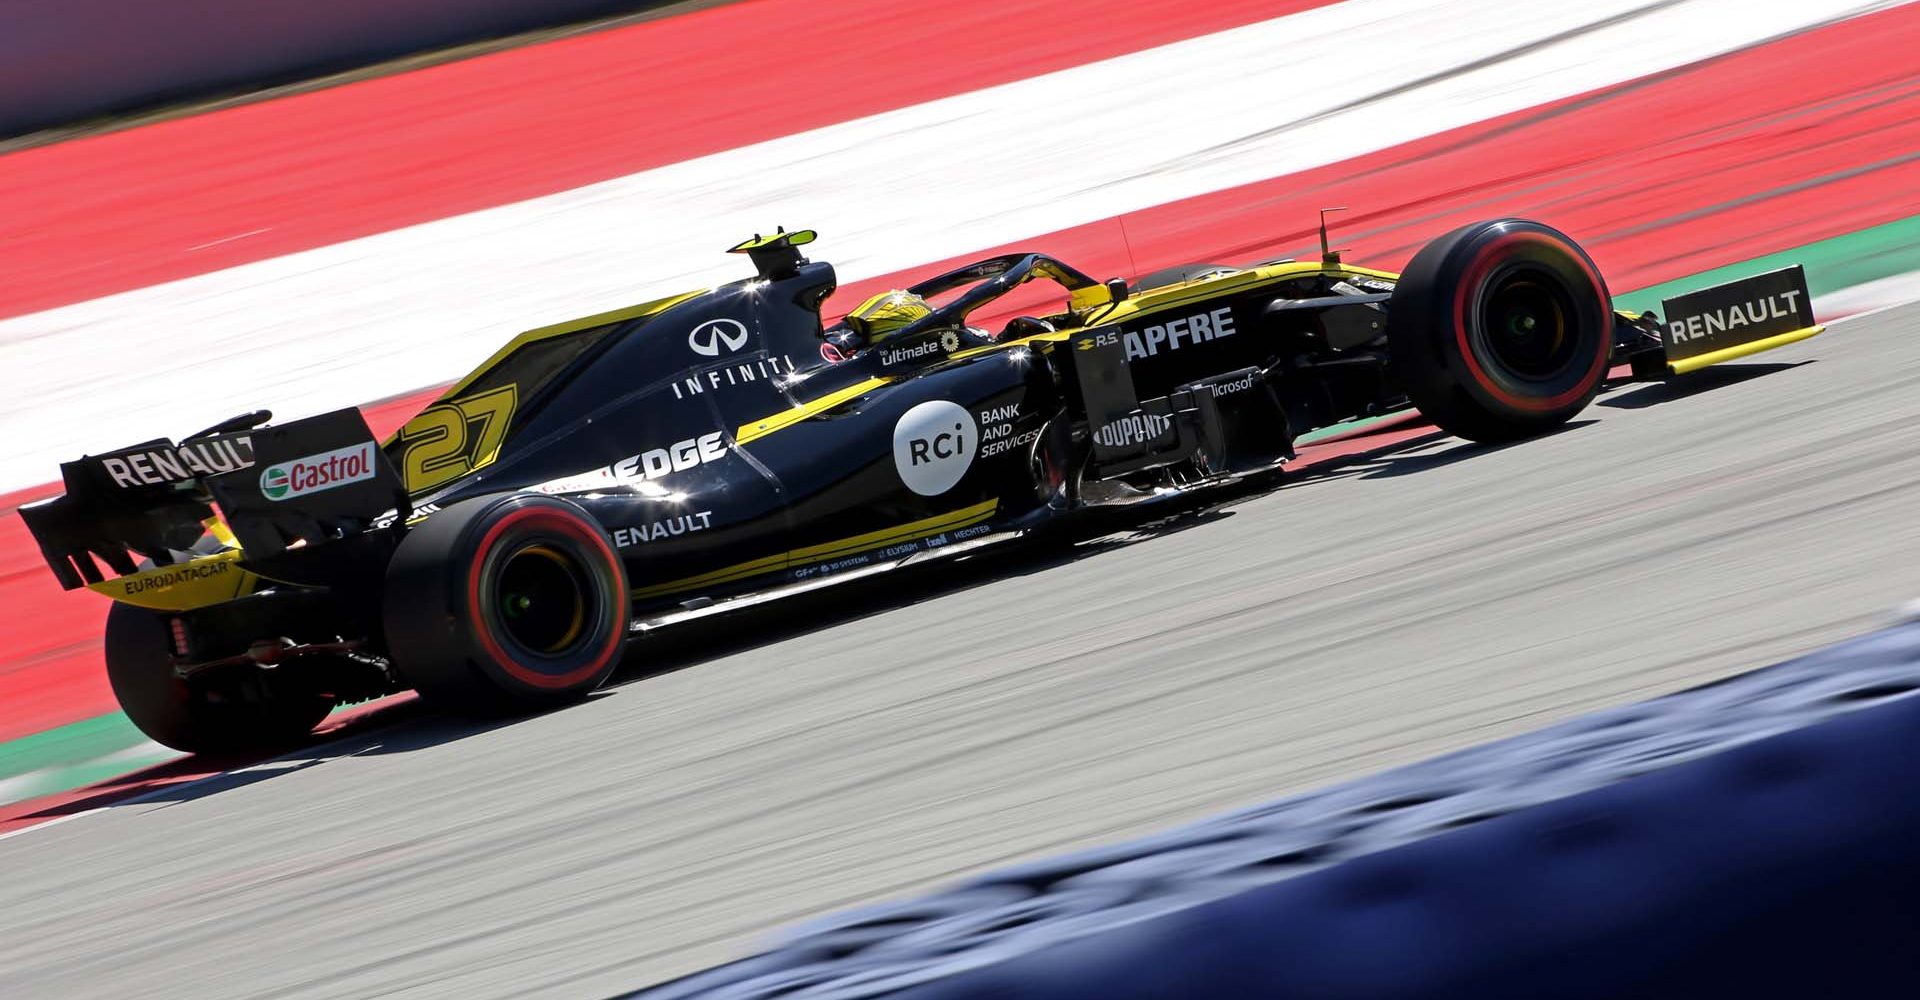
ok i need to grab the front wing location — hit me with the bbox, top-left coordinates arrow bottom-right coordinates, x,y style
1616,264 -> 1824,378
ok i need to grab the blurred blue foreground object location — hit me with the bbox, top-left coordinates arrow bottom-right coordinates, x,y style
633,620 -> 1920,998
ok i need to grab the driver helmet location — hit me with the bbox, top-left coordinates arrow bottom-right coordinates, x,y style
844,290 -> 931,345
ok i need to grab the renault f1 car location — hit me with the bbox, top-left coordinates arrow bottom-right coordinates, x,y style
19,219 -> 1825,751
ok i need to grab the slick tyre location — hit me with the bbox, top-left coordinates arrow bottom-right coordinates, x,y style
1387,219 -> 1612,441
105,603 -> 336,754
384,493 -> 628,712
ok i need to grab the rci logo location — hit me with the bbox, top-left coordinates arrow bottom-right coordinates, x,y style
688,318 -> 750,357
893,400 -> 976,496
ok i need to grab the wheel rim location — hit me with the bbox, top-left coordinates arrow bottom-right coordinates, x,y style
1478,269 -> 1580,382
493,543 -> 591,656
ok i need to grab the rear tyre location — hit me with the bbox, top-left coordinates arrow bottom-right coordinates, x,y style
1387,219 -> 1612,441
105,603 -> 337,754
384,493 -> 628,713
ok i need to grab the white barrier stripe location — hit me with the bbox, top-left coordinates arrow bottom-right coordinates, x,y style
0,0 -> 1901,493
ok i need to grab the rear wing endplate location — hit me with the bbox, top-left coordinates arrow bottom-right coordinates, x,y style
204,409 -> 408,559
18,436 -> 254,589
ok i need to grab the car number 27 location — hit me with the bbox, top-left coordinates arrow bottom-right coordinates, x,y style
394,384 -> 518,493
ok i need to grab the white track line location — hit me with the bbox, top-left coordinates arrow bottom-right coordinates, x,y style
0,737 -> 390,841
1819,270 -> 1920,322
0,0 -> 1901,493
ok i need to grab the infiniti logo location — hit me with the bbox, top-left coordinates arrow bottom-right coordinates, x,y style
688,318 -> 750,357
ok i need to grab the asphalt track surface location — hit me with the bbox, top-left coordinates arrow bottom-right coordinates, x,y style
4,304 -> 1920,998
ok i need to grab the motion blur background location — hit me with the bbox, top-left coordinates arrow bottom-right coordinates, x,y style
4,0 -> 1920,996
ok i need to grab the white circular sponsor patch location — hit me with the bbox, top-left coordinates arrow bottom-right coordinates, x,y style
893,400 -> 976,496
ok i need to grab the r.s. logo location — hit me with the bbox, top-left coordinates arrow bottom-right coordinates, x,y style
893,400 -> 976,496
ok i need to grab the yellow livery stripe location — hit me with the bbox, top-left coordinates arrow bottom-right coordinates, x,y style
1668,325 -> 1824,375
432,288 -> 707,402
631,553 -> 790,598
632,499 -> 999,599
1069,261 -> 1398,326
735,377 -> 893,445
783,499 -> 997,565
88,549 -> 258,611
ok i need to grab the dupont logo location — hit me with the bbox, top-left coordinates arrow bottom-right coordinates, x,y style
259,442 -> 377,501
1093,412 -> 1172,448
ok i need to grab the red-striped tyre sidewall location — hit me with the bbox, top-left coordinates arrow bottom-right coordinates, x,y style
1387,218 -> 1613,441
384,492 -> 628,710
464,505 -> 626,691
1448,229 -> 1611,414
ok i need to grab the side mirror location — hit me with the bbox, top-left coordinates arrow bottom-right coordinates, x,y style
1069,279 -> 1128,312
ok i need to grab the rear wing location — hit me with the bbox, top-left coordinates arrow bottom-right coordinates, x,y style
18,436 -> 252,589
17,409 -> 406,593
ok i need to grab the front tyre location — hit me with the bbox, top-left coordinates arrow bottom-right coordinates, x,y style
105,603 -> 337,754
1387,219 -> 1612,441
384,493 -> 628,712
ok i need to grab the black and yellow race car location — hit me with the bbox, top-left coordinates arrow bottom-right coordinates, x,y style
18,219 -> 1823,751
